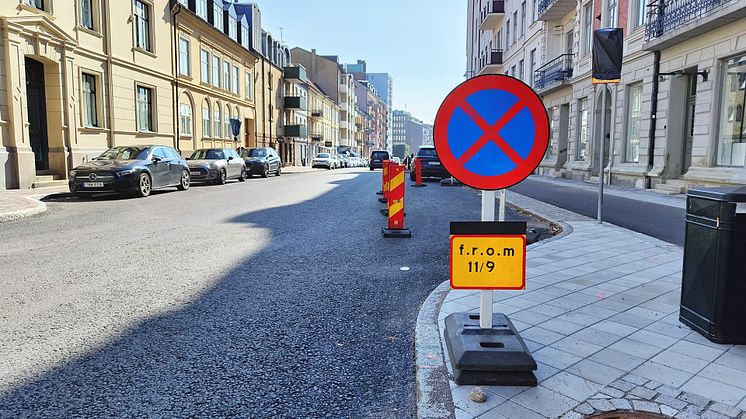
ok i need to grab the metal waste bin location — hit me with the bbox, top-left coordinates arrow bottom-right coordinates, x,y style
680,186 -> 746,344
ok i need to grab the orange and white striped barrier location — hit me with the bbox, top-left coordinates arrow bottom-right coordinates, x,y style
382,163 -> 411,238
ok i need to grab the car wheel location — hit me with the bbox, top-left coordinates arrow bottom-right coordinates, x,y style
370,167 -> 374,171
261,165 -> 269,178
218,169 -> 227,185
136,173 -> 152,197
177,170 -> 190,191
276,165 -> 282,176
238,168 -> 246,182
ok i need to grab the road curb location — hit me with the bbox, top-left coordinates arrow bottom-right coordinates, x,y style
414,280 -> 455,419
0,196 -> 47,223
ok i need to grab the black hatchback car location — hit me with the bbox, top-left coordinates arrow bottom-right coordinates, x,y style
369,150 -> 390,170
411,146 -> 449,180
69,145 -> 190,197
241,147 -> 282,177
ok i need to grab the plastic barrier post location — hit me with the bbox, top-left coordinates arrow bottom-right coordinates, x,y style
412,158 -> 426,187
382,163 -> 411,238
378,160 -> 389,203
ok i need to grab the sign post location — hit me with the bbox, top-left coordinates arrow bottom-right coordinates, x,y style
434,74 -> 549,386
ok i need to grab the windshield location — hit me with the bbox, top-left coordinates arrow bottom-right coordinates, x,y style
316,153 -> 330,158
371,151 -> 389,160
190,149 -> 225,160
418,148 -> 438,157
242,148 -> 267,158
95,147 -> 147,161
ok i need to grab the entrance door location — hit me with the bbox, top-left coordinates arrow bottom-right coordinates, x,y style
25,57 -> 49,171
682,74 -> 697,174
556,103 -> 570,169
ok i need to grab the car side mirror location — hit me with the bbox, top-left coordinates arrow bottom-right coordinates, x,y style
152,156 -> 162,163
227,156 -> 234,161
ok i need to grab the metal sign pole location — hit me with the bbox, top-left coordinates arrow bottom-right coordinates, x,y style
480,189 -> 496,329
598,87 -> 606,224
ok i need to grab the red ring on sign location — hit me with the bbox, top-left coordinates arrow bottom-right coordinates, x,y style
434,74 -> 550,190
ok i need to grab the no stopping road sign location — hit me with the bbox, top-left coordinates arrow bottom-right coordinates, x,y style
434,75 -> 549,190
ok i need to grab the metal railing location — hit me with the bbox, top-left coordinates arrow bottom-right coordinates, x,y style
645,0 -> 739,41
481,0 -> 505,21
486,49 -> 503,65
537,0 -> 556,17
533,54 -> 573,90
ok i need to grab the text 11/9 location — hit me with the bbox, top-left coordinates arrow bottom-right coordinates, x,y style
467,261 -> 495,273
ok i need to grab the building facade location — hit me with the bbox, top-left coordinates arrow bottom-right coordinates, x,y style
392,110 -> 424,152
307,81 -> 340,155
282,65 -> 309,165
366,73 -> 393,151
466,0 -> 746,190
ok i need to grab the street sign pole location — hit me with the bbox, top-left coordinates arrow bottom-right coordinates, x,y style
479,189 -> 496,329
598,86 -> 606,224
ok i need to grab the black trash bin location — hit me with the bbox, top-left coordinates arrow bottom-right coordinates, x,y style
680,186 -> 746,344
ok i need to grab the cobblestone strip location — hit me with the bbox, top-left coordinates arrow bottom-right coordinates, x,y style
561,373 -> 746,419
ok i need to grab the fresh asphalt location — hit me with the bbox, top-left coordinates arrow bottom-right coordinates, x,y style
0,169 -> 539,417
511,178 -> 686,246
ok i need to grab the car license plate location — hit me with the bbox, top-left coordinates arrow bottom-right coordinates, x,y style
190,171 -> 201,176
429,162 -> 441,166
83,182 -> 104,188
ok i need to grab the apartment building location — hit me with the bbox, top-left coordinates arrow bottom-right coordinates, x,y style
354,79 -> 387,156
282,65 -> 309,165
307,81 -> 340,155
392,110 -> 424,152
466,0 -> 746,191
367,73 -> 394,151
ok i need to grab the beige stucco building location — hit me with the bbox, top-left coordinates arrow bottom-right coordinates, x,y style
307,80 -> 340,155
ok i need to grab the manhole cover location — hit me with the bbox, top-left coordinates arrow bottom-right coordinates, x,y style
588,411 -> 670,419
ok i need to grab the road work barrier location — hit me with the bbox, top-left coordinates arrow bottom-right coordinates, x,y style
378,161 -> 389,203
412,159 -> 426,187
382,163 -> 411,238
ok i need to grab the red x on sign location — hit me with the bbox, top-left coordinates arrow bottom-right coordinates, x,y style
434,75 -> 549,190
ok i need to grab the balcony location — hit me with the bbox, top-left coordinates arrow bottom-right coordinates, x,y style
479,1 -> 506,31
477,49 -> 504,76
310,109 -> 323,118
284,124 -> 308,138
283,96 -> 308,111
537,0 -> 576,21
533,54 -> 573,93
644,0 -> 745,51
340,121 -> 350,130
310,131 -> 323,141
283,66 -> 308,83
339,83 -> 348,94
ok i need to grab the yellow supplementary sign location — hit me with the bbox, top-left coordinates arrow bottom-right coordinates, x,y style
450,235 -> 526,290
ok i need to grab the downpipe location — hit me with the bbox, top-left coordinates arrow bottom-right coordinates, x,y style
645,50 -> 661,189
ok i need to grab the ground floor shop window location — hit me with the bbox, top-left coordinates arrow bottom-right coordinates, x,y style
717,53 -> 746,167
576,98 -> 589,161
625,82 -> 642,163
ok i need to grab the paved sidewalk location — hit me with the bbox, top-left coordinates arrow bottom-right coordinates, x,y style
416,192 -> 746,419
0,186 -> 69,223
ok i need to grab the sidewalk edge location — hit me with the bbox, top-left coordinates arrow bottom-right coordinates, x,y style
415,279 -> 454,419
0,196 -> 47,223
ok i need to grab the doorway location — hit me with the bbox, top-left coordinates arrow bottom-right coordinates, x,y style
592,87 -> 611,176
556,103 -> 570,169
25,57 -> 49,172
681,74 -> 696,174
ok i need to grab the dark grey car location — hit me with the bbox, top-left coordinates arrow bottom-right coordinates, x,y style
187,148 -> 247,184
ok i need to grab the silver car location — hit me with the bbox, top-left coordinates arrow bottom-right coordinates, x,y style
187,148 -> 247,184
312,153 -> 333,169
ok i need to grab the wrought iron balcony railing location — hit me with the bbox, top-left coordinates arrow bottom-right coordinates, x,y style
645,0 -> 739,41
533,54 -> 573,90
537,0 -> 555,17
486,49 -> 503,65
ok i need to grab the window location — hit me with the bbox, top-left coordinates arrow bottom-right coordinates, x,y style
134,0 -> 151,52
608,0 -> 618,27
180,102 -> 192,136
200,48 -> 210,84
532,0 -> 537,21
81,73 -> 98,127
223,61 -> 230,91
136,85 -> 153,132
229,16 -> 237,39
214,105 -> 222,138
546,108 -> 554,157
213,3 -> 223,31
577,98 -> 589,160
179,37 -> 190,76
717,53 -> 746,167
635,0 -> 648,28
196,0 -> 207,19
512,12 -> 518,42
24,0 -> 45,10
80,0 -> 94,30
529,49 -> 536,87
212,55 -> 221,88
224,105 -> 230,139
520,1 -> 526,36
511,65 -> 516,77
202,101 -> 211,137
232,65 -> 239,95
582,3 -> 592,56
506,20 -> 510,48
519,59 -> 525,82
245,71 -> 253,99
625,83 -> 643,162
241,25 -> 249,48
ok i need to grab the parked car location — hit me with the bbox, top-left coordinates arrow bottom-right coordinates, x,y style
241,147 -> 282,177
369,150 -> 390,170
329,155 -> 340,169
312,153 -> 333,169
187,148 -> 246,184
410,146 -> 449,180
69,145 -> 190,197
337,155 -> 349,168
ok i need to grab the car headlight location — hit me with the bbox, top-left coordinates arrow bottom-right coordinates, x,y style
208,163 -> 217,169
69,170 -> 77,178
115,169 -> 135,177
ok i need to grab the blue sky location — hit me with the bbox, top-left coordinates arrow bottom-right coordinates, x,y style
251,1 -> 467,125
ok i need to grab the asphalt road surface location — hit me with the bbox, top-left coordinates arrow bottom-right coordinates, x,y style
511,178 -> 686,246
0,169 -> 539,417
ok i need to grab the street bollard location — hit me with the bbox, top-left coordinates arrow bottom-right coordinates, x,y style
378,160 -> 389,203
412,158 -> 427,187
382,163 -> 411,238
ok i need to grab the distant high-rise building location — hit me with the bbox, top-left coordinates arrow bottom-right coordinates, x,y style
344,60 -> 367,74
423,124 -> 433,147
393,110 -> 423,152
